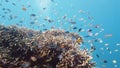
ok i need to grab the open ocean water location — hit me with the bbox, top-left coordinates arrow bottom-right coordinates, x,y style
0,0 -> 120,68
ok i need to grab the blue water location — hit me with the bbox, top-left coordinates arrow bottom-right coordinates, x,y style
0,0 -> 120,68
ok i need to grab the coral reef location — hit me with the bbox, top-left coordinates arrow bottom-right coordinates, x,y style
0,25 -> 95,68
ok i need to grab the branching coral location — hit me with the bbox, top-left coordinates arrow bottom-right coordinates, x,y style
0,25 -> 95,68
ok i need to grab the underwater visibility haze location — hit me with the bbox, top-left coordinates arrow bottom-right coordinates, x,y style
0,0 -> 120,68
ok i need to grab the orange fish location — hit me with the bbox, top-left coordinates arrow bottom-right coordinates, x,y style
104,34 -> 112,38
22,7 -> 27,11
76,37 -> 82,43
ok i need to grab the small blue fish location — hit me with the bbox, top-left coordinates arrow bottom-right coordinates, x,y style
30,14 -> 36,17
73,27 -> 77,29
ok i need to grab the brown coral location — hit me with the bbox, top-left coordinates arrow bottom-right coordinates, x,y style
0,25 -> 95,68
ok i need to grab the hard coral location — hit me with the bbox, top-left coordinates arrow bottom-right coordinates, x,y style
0,25 -> 95,68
